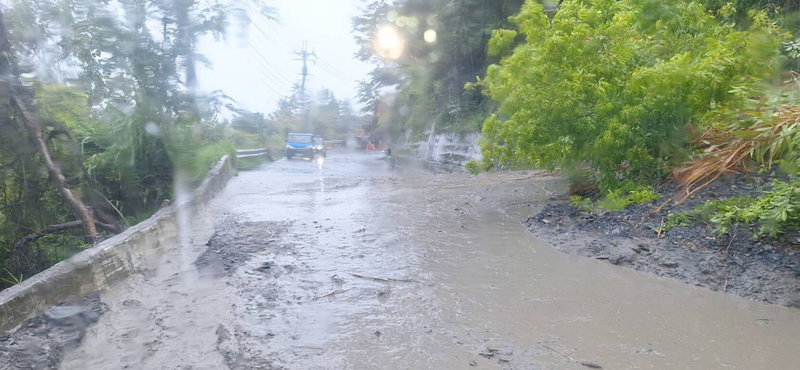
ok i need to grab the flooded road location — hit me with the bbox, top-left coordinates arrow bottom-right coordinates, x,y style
62,151 -> 800,369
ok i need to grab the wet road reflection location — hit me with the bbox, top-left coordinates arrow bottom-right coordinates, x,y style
63,150 -> 800,369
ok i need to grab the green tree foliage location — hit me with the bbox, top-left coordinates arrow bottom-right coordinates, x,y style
353,0 -> 524,141
476,0 -> 785,191
0,0 -> 250,287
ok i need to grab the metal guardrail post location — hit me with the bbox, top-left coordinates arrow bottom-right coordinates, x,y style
235,148 -> 270,159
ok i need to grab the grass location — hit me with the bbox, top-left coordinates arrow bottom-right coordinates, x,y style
570,185 -> 661,212
674,104 -> 800,201
1,267 -> 22,286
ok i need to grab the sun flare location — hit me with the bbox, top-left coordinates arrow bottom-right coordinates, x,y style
374,25 -> 404,59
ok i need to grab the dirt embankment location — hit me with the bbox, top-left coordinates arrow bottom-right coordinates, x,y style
527,177 -> 800,307
0,293 -> 106,369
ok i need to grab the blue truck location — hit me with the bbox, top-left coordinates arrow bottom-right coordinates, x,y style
286,133 -> 326,159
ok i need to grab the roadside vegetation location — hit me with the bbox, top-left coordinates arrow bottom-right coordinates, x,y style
0,0 -> 241,289
474,0 -> 800,241
0,0 -> 362,290
353,0 -> 525,141
357,0 -> 800,240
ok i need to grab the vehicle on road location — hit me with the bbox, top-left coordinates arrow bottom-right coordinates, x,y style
312,135 -> 326,157
286,133 -> 314,159
286,133 -> 327,159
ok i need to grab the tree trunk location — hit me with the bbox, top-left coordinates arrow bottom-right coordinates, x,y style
9,95 -> 99,242
0,10 -> 98,243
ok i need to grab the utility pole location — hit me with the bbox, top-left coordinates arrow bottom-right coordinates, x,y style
294,41 -> 316,130
295,40 -> 315,97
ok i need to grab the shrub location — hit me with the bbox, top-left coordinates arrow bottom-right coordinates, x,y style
571,185 -> 661,211
476,0 -> 785,192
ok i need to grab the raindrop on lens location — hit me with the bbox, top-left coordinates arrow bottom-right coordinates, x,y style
424,29 -> 437,43
396,16 -> 408,27
145,122 -> 161,136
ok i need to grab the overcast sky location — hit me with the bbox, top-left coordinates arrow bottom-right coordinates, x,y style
197,0 -> 373,115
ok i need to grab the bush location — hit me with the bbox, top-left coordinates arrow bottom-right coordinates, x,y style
667,184 -> 800,237
710,180 -> 800,236
190,139 -> 235,182
477,0 -> 785,192
571,185 -> 661,211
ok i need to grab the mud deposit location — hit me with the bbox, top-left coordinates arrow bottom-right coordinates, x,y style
199,220 -> 287,369
9,152 -> 800,369
528,180 -> 800,307
0,293 -> 105,369
195,220 -> 286,278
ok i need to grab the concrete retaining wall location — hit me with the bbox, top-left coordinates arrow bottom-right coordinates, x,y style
408,132 -> 482,171
0,155 -> 235,333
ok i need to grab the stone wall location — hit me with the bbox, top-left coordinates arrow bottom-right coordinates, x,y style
410,132 -> 482,171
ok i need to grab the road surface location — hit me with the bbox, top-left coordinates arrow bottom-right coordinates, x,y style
57,151 -> 800,369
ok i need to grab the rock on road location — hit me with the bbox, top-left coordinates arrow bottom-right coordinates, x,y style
55,151 -> 800,369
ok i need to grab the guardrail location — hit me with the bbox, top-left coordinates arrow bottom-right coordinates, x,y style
235,148 -> 270,159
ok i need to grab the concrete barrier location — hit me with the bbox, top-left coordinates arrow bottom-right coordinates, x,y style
0,155 -> 235,333
409,132 -> 482,170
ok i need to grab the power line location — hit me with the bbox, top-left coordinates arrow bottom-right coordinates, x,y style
318,64 -> 354,83
242,2 -> 296,87
242,55 -> 287,97
317,58 -> 359,80
248,47 -> 293,85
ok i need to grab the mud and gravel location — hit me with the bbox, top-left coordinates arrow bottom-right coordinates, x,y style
527,176 -> 800,307
194,220 -> 286,279
0,293 -> 105,369
198,219 -> 287,369
5,152 -> 800,369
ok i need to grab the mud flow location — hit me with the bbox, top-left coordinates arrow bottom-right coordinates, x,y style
47,152 -> 800,369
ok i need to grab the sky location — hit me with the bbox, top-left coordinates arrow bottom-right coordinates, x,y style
197,0 -> 373,115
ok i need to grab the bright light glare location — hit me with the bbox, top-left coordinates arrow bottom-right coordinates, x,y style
375,25 -> 405,59
316,156 -> 324,171
423,29 -> 437,43
377,26 -> 400,49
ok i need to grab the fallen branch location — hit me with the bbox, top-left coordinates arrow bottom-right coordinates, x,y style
724,232 -> 737,256
349,273 -> 417,283
540,344 -> 577,362
313,288 -> 352,300
540,344 -> 602,369
506,201 -> 535,208
92,188 -> 128,226
13,221 -> 84,260
511,171 -> 558,182
13,219 -> 119,255
96,221 -> 123,234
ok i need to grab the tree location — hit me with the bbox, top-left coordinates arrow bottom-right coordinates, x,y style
0,0 -> 254,285
352,0 -> 525,141
0,9 -> 99,270
475,0 -> 784,191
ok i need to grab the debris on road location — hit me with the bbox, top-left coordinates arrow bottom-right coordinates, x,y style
349,272 -> 417,283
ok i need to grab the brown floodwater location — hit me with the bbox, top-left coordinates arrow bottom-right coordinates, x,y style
61,151 -> 800,369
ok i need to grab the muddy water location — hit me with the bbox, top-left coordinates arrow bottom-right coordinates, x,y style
62,152 -> 800,369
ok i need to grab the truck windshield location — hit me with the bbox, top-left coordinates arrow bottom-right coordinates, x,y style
288,135 -> 312,143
